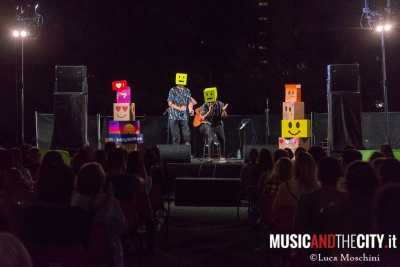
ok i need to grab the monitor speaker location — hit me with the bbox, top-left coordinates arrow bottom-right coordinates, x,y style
157,144 -> 191,163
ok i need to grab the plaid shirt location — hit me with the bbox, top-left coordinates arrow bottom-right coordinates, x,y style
263,177 -> 283,196
167,86 -> 191,121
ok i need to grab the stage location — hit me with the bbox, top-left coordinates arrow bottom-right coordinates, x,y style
165,158 -> 244,207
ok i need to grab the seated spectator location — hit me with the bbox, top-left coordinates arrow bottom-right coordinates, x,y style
377,158 -> 400,185
10,148 -> 33,190
273,151 -> 320,216
106,148 -> 145,202
71,149 -> 90,177
94,149 -> 108,173
24,147 -> 41,182
336,149 -> 362,192
263,157 -> 292,196
294,157 -> 346,234
23,164 -> 92,248
293,147 -> 306,160
240,148 -> 258,199
321,161 -> 377,234
71,162 -> 127,267
369,151 -> 384,162
0,232 -> 33,267
104,141 -> 117,155
284,148 -> 294,160
307,145 -> 326,165
0,149 -> 14,191
380,142 -> 395,158
33,151 -> 65,192
272,149 -> 289,164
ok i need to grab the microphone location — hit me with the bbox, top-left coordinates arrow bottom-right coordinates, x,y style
163,107 -> 169,116
237,119 -> 251,130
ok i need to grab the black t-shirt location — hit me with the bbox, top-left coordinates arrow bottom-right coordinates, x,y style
202,100 -> 224,126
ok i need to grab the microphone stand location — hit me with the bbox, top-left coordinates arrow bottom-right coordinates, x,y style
265,98 -> 270,145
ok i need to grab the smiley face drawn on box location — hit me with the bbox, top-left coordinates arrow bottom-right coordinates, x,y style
285,84 -> 301,102
203,87 -> 217,103
175,73 -> 187,85
113,103 -> 135,121
281,119 -> 310,138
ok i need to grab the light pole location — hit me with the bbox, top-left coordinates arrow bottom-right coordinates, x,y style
13,29 -> 26,144
377,24 -> 391,144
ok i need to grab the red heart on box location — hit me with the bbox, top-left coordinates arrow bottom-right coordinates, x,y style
116,106 -> 121,112
123,106 -> 128,112
279,138 -> 284,144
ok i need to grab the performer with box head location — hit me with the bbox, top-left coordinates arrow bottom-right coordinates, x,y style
167,73 -> 194,145
201,87 -> 228,163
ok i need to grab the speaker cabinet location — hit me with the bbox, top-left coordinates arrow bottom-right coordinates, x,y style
327,64 -> 360,94
55,65 -> 87,93
157,144 -> 191,163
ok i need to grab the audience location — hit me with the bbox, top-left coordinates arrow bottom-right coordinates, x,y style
336,149 -> 362,192
263,157 -> 292,196
239,148 -> 258,199
376,157 -> 400,185
380,142 -> 395,158
294,156 -> 345,234
71,162 -> 127,267
272,151 -> 320,216
307,145 -> 326,165
0,232 -> 33,267
9,148 -> 33,190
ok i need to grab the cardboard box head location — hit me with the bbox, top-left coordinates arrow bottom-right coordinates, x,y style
281,119 -> 310,138
203,87 -> 217,103
113,103 -> 135,121
176,73 -> 187,85
285,84 -> 301,102
282,102 -> 304,120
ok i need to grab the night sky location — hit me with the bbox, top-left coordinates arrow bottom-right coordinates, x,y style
0,0 -> 399,146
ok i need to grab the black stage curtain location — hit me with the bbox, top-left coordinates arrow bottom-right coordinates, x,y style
50,93 -> 87,151
328,92 -> 365,151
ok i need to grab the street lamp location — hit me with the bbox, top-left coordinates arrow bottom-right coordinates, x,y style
13,29 -> 27,143
377,22 -> 391,144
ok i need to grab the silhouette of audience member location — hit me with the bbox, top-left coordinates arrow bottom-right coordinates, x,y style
263,157 -> 292,196
10,148 -> 33,190
71,149 -> 91,177
377,158 -> 400,185
0,232 -> 32,267
369,151 -> 384,162
33,151 -> 65,192
284,148 -> 294,160
246,148 -> 274,203
24,147 -> 41,182
0,149 -> 14,191
273,151 -> 320,216
239,148 -> 258,200
71,162 -> 127,267
106,148 -> 145,202
147,147 -> 167,195
372,183 -> 400,234
104,141 -> 117,155
294,157 -> 346,234
0,168 -> 38,236
94,149 -> 108,173
380,142 -> 395,158
273,149 -> 289,164
293,147 -> 306,160
23,164 -> 92,248
322,161 -> 377,234
307,145 -> 326,165
336,149 -> 362,192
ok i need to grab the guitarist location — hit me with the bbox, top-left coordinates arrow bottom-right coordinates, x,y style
201,99 -> 228,163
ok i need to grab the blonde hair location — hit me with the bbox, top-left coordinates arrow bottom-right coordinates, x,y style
293,151 -> 317,189
269,157 -> 293,182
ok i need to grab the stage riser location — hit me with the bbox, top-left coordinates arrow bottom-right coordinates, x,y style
167,163 -> 242,179
175,178 -> 240,207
